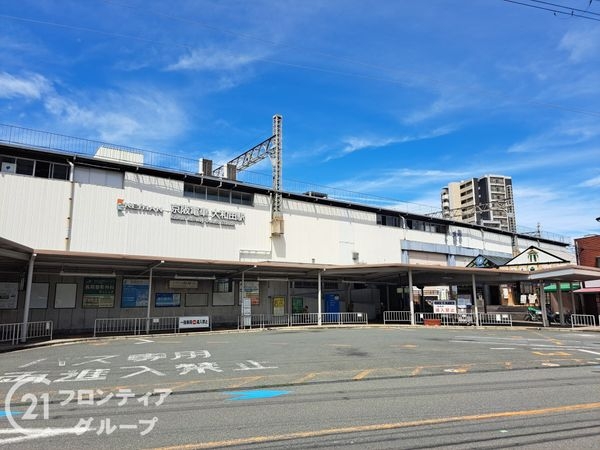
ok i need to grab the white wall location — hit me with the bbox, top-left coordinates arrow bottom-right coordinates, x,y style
0,173 -> 71,249
0,168 -> 573,266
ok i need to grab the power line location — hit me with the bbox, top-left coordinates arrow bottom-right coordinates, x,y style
529,0 -> 600,17
503,0 -> 600,22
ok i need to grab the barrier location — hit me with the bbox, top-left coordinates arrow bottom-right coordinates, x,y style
94,317 -> 179,337
478,313 -> 512,326
383,311 -> 411,324
321,312 -> 368,325
0,321 -> 53,345
290,313 -> 319,326
239,312 -> 368,329
571,314 -> 596,328
238,314 -> 290,329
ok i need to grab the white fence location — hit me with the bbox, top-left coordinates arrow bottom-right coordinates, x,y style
0,321 -> 53,345
571,314 -> 597,328
383,311 -> 512,326
383,311 -> 412,324
238,312 -> 368,329
478,313 -> 512,326
94,316 -> 180,337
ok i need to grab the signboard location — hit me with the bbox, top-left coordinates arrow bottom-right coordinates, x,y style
121,279 -> 149,308
171,204 -> 245,227
82,278 -> 115,308
292,297 -> 304,314
241,297 -> 251,327
179,316 -> 210,329
240,281 -> 260,305
325,293 -> 340,313
0,282 -> 18,309
433,300 -> 457,314
155,292 -> 181,307
169,280 -> 198,289
273,296 -> 286,316
31,283 -> 49,309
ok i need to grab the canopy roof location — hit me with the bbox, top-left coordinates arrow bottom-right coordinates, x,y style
3,237 -> 600,286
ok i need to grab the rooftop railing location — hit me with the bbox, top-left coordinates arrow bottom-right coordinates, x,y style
0,123 -> 570,244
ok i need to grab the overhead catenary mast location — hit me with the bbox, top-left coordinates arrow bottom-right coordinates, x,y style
212,115 -> 284,236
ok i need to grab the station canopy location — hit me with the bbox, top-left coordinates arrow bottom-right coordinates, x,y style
2,237 -> 600,286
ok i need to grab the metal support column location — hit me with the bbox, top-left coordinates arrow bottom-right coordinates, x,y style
556,281 -> 564,325
540,282 -> 549,327
317,271 -> 322,326
20,253 -> 36,343
472,273 -> 480,327
408,269 -> 415,325
146,260 -> 164,334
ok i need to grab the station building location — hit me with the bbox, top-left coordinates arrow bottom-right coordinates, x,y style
1,124 -> 599,334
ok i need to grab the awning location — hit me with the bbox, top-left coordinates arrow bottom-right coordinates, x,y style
573,287 -> 600,294
544,282 -> 580,292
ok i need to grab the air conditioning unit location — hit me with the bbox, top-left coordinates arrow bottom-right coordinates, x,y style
1,162 -> 16,173
352,251 -> 359,262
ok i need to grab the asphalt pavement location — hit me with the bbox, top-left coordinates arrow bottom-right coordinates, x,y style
1,326 -> 600,449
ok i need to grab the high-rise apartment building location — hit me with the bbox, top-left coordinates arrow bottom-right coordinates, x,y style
441,175 -> 516,233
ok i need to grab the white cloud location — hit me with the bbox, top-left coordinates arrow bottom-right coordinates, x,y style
331,167 -> 464,193
507,121 -> 600,153
43,88 -> 187,145
166,46 -> 264,72
0,72 -> 50,100
580,174 -> 600,188
513,185 -> 598,238
328,126 -> 456,161
558,28 -> 600,64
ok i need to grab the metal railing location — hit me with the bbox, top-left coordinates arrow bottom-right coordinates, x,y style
238,312 -> 368,329
94,317 -> 179,337
383,311 -> 412,324
0,321 -> 53,345
320,312 -> 368,325
386,311 -> 512,327
571,314 -> 597,328
478,312 -> 512,326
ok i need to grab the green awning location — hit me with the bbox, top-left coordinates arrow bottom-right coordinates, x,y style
544,282 -> 581,292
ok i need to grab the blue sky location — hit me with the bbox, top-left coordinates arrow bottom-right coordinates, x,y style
1,0 -> 600,239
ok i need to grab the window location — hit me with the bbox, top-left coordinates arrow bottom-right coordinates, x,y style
52,164 -> 69,180
184,182 -> 253,206
34,161 -> 51,178
16,158 -> 34,175
214,279 -> 231,293
0,154 -> 70,180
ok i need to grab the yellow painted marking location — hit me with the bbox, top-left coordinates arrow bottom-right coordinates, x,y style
390,344 -> 417,348
228,376 -> 264,389
147,402 -> 600,450
353,369 -> 373,381
532,351 -> 571,356
533,331 -> 564,347
294,372 -> 318,384
411,366 -> 423,376
504,362 -> 513,370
